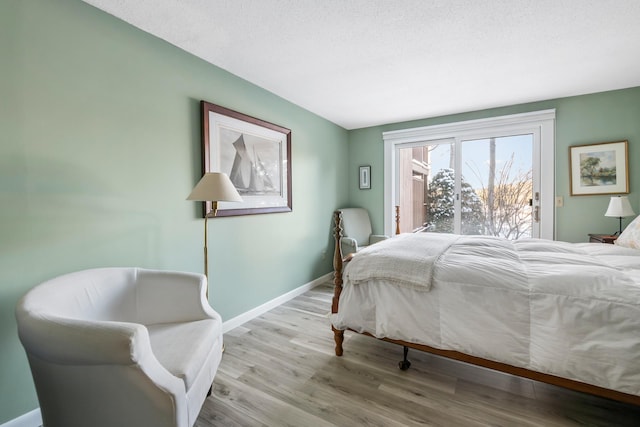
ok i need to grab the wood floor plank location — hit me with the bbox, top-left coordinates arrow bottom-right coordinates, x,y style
234,356 -> 411,427
198,281 -> 640,426
210,373 -> 336,427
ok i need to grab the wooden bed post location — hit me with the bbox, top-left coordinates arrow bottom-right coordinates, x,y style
332,207 -> 401,357
331,210 -> 345,356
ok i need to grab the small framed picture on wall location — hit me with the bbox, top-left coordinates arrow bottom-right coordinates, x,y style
359,165 -> 371,190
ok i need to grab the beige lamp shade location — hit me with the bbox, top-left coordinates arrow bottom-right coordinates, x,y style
604,196 -> 635,218
187,173 -> 242,202
187,172 -> 241,281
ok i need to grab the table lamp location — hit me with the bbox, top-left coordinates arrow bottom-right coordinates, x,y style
604,196 -> 635,235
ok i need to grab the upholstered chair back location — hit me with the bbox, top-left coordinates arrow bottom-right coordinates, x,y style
335,208 -> 389,258
338,208 -> 373,246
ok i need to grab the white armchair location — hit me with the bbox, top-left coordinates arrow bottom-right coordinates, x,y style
336,208 -> 389,257
15,267 -> 223,427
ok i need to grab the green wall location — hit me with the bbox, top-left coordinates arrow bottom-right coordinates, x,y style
0,0 -> 348,422
349,88 -> 640,242
4,0 -> 640,424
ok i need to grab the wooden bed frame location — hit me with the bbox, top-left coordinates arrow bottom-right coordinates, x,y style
330,209 -> 640,406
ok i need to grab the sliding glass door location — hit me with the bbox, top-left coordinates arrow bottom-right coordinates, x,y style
460,134 -> 534,239
394,131 -> 542,238
384,111 -> 555,239
397,140 -> 455,233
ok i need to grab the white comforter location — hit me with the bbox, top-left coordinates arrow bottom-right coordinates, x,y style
331,233 -> 640,396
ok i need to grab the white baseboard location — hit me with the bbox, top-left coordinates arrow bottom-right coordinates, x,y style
2,273 -> 332,427
0,409 -> 41,427
222,272 -> 332,333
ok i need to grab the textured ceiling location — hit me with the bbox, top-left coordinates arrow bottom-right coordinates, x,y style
83,0 -> 640,130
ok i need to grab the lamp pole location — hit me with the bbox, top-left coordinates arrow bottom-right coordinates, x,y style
187,173 -> 242,297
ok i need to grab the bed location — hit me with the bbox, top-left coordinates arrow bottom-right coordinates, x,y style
330,211 -> 640,405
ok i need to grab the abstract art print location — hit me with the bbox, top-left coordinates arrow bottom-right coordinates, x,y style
200,101 -> 292,216
569,140 -> 628,196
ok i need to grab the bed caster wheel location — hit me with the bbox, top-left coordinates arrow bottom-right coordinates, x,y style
399,346 -> 411,370
398,360 -> 411,371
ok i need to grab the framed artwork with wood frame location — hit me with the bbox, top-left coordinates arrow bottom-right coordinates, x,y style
569,140 -> 629,196
200,101 -> 292,217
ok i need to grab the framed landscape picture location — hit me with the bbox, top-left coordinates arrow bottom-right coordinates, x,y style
200,101 -> 292,217
569,140 -> 629,196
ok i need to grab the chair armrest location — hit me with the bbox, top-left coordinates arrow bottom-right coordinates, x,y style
17,314 -> 156,366
369,234 -> 389,245
135,269 -> 220,325
340,237 -> 358,257
16,312 -> 187,418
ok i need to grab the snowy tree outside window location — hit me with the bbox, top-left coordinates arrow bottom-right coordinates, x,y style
424,168 -> 485,234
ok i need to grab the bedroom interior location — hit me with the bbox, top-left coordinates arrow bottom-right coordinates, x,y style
2,0 -> 640,425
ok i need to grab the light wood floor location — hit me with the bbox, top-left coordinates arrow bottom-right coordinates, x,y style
196,282 -> 640,426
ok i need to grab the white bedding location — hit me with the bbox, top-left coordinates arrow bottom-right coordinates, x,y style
331,233 -> 640,396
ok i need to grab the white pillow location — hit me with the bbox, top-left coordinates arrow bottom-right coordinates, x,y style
615,215 -> 640,249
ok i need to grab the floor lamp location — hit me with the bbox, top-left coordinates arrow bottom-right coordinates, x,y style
605,195 -> 635,235
187,173 -> 242,289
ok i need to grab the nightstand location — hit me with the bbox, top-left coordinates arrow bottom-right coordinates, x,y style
588,233 -> 617,244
